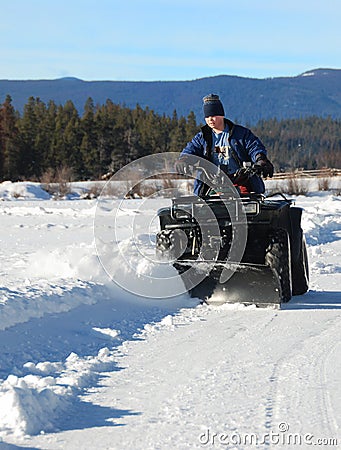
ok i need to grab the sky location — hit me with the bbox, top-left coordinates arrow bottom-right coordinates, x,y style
0,0 -> 340,81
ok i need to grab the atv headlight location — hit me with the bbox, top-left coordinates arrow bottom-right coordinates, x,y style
243,201 -> 259,215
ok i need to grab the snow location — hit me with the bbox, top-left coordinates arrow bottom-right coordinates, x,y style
301,71 -> 315,77
0,181 -> 50,201
0,179 -> 340,449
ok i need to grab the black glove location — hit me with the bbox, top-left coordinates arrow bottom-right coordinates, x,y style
232,167 -> 250,184
174,158 -> 190,175
254,155 -> 274,178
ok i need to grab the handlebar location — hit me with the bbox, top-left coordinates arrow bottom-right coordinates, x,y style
185,162 -> 263,184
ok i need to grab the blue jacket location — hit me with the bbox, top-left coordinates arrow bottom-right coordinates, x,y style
180,119 -> 267,195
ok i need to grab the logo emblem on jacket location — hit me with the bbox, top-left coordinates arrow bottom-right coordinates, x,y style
214,145 -> 230,161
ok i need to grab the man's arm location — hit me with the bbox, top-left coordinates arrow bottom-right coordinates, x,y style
174,132 -> 204,174
241,127 -> 274,178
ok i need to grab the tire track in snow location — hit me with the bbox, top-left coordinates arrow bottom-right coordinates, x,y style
86,306 -> 282,449
262,314 -> 340,444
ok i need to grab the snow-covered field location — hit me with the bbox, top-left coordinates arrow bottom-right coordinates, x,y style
0,179 -> 340,449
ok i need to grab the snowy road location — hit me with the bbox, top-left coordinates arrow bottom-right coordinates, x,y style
56,301 -> 339,450
0,187 -> 340,449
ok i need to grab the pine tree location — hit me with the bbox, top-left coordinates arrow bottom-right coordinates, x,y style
0,95 -> 20,180
42,100 -> 58,171
94,100 -> 117,175
185,111 -> 198,142
168,116 -> 187,153
17,97 -> 40,179
80,98 -> 101,178
51,100 -> 82,177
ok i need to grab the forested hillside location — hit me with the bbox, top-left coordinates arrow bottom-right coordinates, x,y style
1,69 -> 340,124
0,95 -> 340,182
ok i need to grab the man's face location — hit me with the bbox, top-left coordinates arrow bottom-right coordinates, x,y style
205,115 -> 225,130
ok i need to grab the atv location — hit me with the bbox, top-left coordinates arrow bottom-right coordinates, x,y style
156,162 -> 309,308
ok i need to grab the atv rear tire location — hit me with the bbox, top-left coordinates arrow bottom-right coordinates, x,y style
292,235 -> 309,295
265,229 -> 292,303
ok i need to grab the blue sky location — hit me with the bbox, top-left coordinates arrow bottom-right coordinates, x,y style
1,0 -> 340,81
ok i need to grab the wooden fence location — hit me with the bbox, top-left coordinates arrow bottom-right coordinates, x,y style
272,168 -> 341,179
102,167 -> 341,181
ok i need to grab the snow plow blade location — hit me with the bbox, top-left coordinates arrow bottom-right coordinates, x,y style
175,262 -> 283,308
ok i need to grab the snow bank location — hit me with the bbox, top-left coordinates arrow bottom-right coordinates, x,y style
1,177 -> 340,202
0,282 -> 105,332
0,348 -> 115,436
0,181 -> 50,201
0,375 -> 70,436
0,181 -> 102,201
298,195 -> 341,250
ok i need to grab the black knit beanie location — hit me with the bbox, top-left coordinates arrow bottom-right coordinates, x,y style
203,94 -> 225,118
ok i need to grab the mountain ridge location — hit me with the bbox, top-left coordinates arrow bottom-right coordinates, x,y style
0,68 -> 340,124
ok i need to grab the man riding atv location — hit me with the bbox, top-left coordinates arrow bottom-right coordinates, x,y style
174,94 -> 274,195
161,94 -> 308,307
